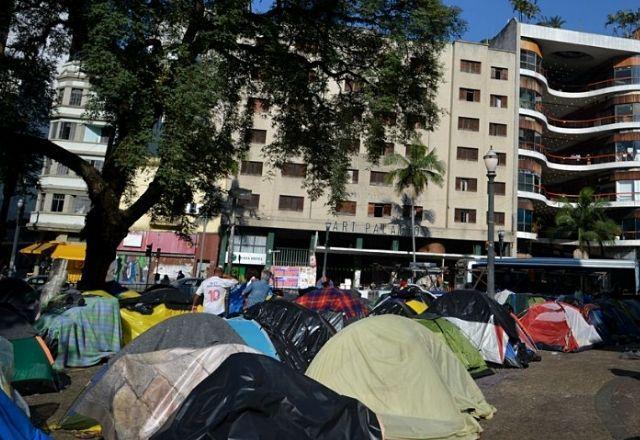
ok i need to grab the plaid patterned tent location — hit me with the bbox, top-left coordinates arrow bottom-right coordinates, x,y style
295,288 -> 368,320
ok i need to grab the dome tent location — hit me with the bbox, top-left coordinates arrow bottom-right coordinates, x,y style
306,315 -> 495,440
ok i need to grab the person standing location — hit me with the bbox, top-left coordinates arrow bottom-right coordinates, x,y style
242,270 -> 273,309
192,267 -> 238,316
176,270 -> 185,280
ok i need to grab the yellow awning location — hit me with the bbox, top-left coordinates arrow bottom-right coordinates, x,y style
51,243 -> 86,261
19,242 -> 58,255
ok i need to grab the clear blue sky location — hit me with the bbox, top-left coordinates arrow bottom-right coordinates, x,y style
443,0 -> 639,42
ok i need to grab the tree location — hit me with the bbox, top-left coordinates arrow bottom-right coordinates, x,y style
606,9 -> 640,37
552,187 -> 620,258
384,143 -> 445,272
3,1 -> 465,289
537,15 -> 566,28
509,0 -> 540,23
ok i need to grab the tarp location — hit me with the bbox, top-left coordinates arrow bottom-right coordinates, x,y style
225,317 -> 279,359
306,315 -> 495,440
50,242 -> 86,261
70,344 -> 260,440
294,287 -> 368,320
119,305 -> 202,345
244,300 -> 336,372
520,301 -> 602,352
0,278 -> 40,323
152,352 -> 382,440
415,316 -> 490,377
0,386 -> 51,440
584,298 -> 640,343
34,296 -> 122,369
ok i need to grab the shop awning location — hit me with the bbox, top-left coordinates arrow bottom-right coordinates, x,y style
51,243 -> 86,261
19,242 -> 58,255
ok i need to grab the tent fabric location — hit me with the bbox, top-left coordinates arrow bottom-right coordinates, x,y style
70,344 -> 260,440
244,300 -> 336,372
0,386 -> 51,440
10,337 -> 57,393
225,317 -> 279,359
0,278 -> 41,323
34,296 -> 122,369
415,316 -> 490,377
520,301 -> 602,352
494,290 -> 546,315
306,315 -> 495,440
370,296 -> 418,317
0,305 -> 38,341
152,352 -> 382,440
50,242 -> 86,261
294,287 -> 368,320
119,305 -> 202,345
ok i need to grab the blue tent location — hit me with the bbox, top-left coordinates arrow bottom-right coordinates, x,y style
226,317 -> 279,360
0,390 -> 51,440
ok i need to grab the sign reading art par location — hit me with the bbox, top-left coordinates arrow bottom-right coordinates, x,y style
326,220 -> 427,237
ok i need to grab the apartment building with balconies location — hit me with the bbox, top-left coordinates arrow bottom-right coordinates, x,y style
492,20 -> 640,259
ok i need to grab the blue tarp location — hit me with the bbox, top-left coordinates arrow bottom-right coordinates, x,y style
226,317 -> 279,360
0,389 -> 51,440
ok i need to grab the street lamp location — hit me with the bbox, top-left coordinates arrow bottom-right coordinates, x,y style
321,222 -> 331,279
9,198 -> 24,277
484,148 -> 498,296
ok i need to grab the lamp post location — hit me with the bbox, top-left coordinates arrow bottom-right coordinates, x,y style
9,198 -> 24,277
483,149 -> 498,296
321,222 -> 331,279
225,187 -> 251,275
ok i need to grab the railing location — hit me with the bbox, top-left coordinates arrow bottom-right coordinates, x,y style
272,247 -> 310,266
521,184 -> 640,203
521,67 -> 640,93
531,103 -> 640,129
519,141 -> 640,165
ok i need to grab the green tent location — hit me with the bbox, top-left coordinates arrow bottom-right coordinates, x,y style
415,316 -> 491,378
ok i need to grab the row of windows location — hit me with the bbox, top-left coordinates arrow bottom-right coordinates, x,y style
42,193 -> 92,214
459,88 -> 508,108
49,121 -> 111,144
455,178 -> 506,195
454,209 -> 506,225
58,87 -> 84,107
458,118 -> 508,136
460,60 -> 509,80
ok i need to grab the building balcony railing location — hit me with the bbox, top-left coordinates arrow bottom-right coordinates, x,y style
519,141 -> 640,166
521,67 -> 640,93
522,184 -> 640,203
533,103 -> 640,129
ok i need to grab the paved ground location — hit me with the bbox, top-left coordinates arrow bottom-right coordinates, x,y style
22,348 -> 640,439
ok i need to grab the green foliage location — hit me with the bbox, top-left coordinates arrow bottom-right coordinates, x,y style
606,9 -> 640,37
383,143 -> 445,197
537,15 -> 566,28
551,187 -> 621,255
509,0 -> 540,23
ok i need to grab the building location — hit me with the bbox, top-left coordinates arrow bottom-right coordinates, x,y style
225,41 -> 519,286
492,20 -> 640,267
27,62 -> 220,281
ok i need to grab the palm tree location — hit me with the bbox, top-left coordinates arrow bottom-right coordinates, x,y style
384,143 -> 445,273
552,187 -> 620,258
509,0 -> 540,23
537,15 -> 566,28
606,9 -> 640,37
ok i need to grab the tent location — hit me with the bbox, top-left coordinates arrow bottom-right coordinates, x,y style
152,352 -> 382,440
415,315 -> 491,378
583,298 -> 640,344
0,278 -> 41,323
494,290 -> 546,314
225,317 -> 279,359
306,315 -> 495,440
519,301 -> 602,352
429,290 -> 538,368
68,344 -> 261,440
244,300 -> 336,372
0,387 -> 51,440
0,305 -> 58,393
370,295 -> 419,317
294,287 -> 368,321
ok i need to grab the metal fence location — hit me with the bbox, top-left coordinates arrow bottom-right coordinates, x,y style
272,247 -> 310,266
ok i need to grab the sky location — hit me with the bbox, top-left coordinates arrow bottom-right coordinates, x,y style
442,0 -> 639,42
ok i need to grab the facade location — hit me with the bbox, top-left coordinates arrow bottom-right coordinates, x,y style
492,21 -> 640,264
226,41 -> 519,286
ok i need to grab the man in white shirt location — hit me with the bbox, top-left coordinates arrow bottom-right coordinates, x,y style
192,267 -> 238,316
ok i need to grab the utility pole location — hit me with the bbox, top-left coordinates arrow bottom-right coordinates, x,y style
484,149 -> 498,296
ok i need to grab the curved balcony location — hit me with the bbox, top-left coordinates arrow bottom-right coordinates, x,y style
521,68 -> 640,99
520,107 -> 640,135
518,142 -> 640,172
518,186 -> 640,209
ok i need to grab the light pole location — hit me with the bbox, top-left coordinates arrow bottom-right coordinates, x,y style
484,149 -> 498,296
321,222 -> 331,279
9,198 -> 24,277
225,187 -> 251,275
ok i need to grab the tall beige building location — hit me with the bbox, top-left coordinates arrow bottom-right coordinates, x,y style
225,41 -> 518,286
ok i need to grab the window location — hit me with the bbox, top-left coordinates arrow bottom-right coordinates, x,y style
51,194 -> 65,212
347,139 -> 361,154
336,201 -> 357,216
455,177 -> 478,192
493,212 -> 506,226
457,146 -> 479,161
460,59 -> 481,74
186,203 -> 199,215
249,129 -> 267,144
56,162 -> 69,175
518,170 -> 541,193
73,196 -> 91,214
454,208 -> 476,223
519,88 -> 540,110
100,126 -> 112,144
459,88 -> 480,102
49,122 -> 58,139
517,208 -> 533,232
89,159 -> 104,172
69,88 -> 83,106
240,160 -> 263,176
402,205 -> 424,220
367,203 -> 392,218
370,171 -> 390,185
458,117 -> 480,132
493,182 -> 506,196
345,79 -> 362,93
43,158 -> 52,174
58,122 -> 76,140
56,88 -> 65,105
241,194 -> 260,209
278,195 -> 304,211
491,66 -> 508,80
383,142 -> 395,155
282,162 -> 307,177
249,98 -> 269,113
489,123 -> 507,137
520,50 -> 542,73
346,169 -> 359,184
519,127 -> 542,151
497,152 -> 507,166
490,94 -> 508,108
233,235 -> 267,255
